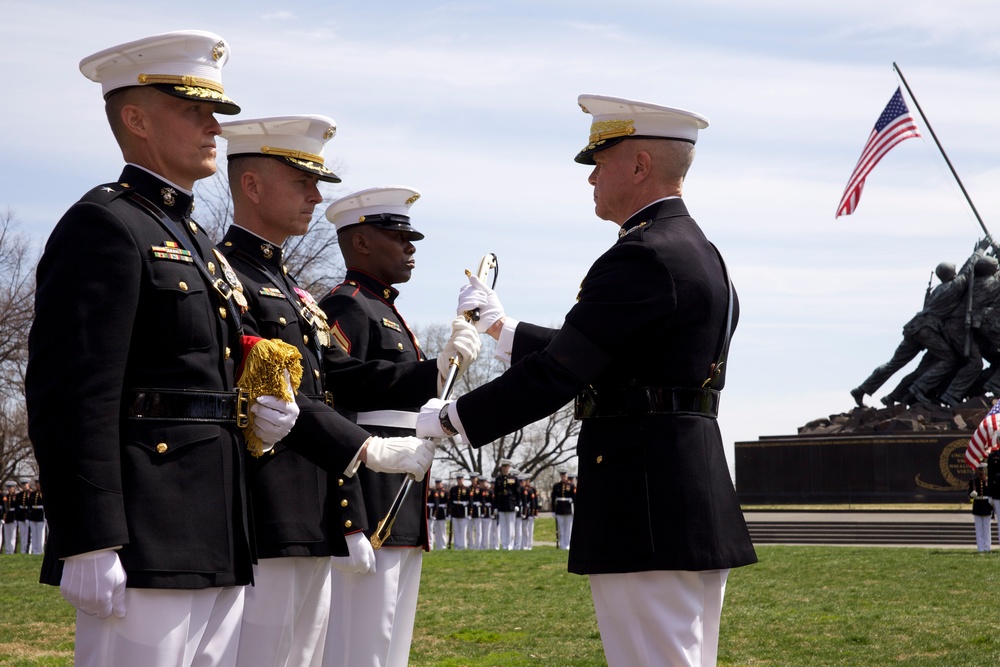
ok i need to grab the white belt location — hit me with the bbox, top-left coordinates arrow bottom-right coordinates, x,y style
355,410 -> 418,430
555,498 -> 572,502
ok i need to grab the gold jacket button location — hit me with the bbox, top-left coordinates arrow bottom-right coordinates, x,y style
313,369 -> 320,379
397,343 -> 403,350
225,347 -> 231,359
340,499 -> 349,507
278,317 -> 287,325
178,281 -> 188,291
188,221 -> 198,234
219,307 -> 227,319
156,443 -> 168,454
207,262 -> 216,275
596,455 -> 603,464
344,520 -> 353,528
303,335 -> 309,345
338,478 -> 344,486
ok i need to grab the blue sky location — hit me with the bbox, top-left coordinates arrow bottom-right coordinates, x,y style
3,1 -> 1000,474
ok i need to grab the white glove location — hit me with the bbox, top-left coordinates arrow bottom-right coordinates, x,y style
457,274 -> 505,334
416,397 -> 450,439
438,317 -> 481,392
364,436 -> 435,479
250,370 -> 300,445
331,532 -> 377,574
60,549 -> 127,619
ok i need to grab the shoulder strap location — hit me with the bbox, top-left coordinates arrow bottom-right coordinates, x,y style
227,247 -> 328,371
703,243 -> 734,390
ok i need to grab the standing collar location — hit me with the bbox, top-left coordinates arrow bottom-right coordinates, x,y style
119,164 -> 196,220
345,268 -> 399,304
618,196 -> 687,239
222,224 -> 284,267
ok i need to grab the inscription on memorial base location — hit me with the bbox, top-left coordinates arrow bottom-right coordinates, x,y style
735,401 -> 988,504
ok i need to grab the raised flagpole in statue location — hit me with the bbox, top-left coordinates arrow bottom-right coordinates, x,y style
891,62 -> 992,239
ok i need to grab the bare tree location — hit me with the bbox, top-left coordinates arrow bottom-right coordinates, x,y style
414,322 -> 580,488
194,170 -> 347,295
0,210 -> 38,483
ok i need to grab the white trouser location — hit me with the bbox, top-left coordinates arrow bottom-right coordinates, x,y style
498,512 -> 516,550
991,499 -> 1000,548
451,517 -> 469,550
556,514 -> 573,550
522,516 -> 535,550
974,514 -> 992,551
589,569 -> 729,667
432,519 -> 447,551
1,521 -> 15,554
75,586 -> 244,667
29,520 -> 45,554
325,547 -> 423,667
475,518 -> 490,550
491,517 -> 500,550
236,557 -> 332,667
467,515 -> 479,549
17,520 -> 28,553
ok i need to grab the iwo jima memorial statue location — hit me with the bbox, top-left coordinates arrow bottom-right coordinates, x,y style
736,239 -> 998,504
737,66 -> 999,504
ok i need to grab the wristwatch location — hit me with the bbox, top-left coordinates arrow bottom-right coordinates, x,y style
439,404 -> 458,437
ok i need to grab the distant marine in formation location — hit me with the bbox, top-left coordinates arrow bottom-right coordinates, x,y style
851,237 -> 1000,409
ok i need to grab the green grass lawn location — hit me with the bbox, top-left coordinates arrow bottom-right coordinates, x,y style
3,524 -> 1000,666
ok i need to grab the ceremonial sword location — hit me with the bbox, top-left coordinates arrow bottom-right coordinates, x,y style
370,253 -> 498,549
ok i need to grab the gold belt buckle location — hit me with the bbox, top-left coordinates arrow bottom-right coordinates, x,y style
236,389 -> 250,428
323,391 -> 334,407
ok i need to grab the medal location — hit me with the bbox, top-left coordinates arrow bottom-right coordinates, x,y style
212,249 -> 249,309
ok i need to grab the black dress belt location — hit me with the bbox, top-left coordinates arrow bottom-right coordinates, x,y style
125,388 -> 250,427
574,386 -> 720,419
303,391 -> 334,407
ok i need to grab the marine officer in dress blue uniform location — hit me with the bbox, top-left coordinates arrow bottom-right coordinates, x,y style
25,31 -> 306,667
318,185 -> 480,667
552,470 -> 576,550
217,115 -> 438,667
417,94 -> 757,667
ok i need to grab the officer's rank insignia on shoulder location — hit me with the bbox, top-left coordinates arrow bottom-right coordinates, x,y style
259,287 -> 285,299
381,318 -> 402,332
151,241 -> 193,263
330,321 -> 351,354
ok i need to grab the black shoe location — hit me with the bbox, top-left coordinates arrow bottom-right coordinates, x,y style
850,387 -> 865,408
881,396 -> 897,408
939,393 -> 961,408
911,387 -> 933,405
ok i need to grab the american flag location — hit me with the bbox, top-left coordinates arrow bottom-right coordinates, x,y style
966,401 -> 1000,468
835,87 -> 922,218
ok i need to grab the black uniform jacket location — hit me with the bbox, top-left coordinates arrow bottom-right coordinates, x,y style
454,198 -> 757,575
27,166 -> 253,589
318,269 -> 433,549
493,474 -> 519,512
218,226 -> 376,558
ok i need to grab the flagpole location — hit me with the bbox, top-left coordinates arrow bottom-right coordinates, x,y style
892,61 -> 991,240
